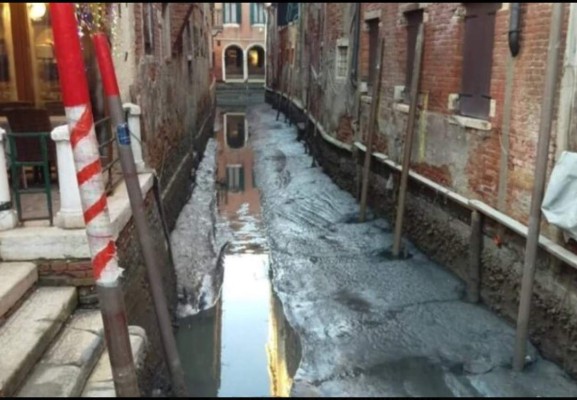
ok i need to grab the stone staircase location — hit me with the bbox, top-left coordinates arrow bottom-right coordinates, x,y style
216,81 -> 265,107
0,262 -> 147,398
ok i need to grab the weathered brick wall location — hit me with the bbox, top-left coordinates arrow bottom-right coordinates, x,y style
272,2 -> 572,233
131,3 -> 214,191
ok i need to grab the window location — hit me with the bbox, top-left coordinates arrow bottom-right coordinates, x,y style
251,3 -> 265,25
226,165 -> 245,192
366,18 -> 379,90
335,45 -> 348,79
223,3 -> 241,24
459,3 -> 500,119
404,9 -> 423,103
143,4 -> 154,55
277,3 -> 299,26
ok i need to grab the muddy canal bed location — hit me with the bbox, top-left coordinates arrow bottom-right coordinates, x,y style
172,108 -> 300,397
171,104 -> 577,397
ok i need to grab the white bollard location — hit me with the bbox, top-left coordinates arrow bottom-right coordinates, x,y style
51,125 -> 85,229
0,128 -> 18,230
123,103 -> 146,173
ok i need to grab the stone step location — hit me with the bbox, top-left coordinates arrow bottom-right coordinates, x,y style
0,262 -> 37,320
0,286 -> 77,397
16,310 -> 104,398
81,326 -> 148,397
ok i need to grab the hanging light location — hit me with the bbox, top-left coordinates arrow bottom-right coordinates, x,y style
28,3 -> 47,22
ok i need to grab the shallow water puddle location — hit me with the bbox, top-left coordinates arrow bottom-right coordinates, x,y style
176,110 -> 299,397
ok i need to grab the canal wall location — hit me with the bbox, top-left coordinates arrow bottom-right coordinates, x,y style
35,97 -> 215,396
265,89 -> 577,379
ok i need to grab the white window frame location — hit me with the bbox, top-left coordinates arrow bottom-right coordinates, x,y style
223,3 -> 240,26
251,3 -> 266,26
335,38 -> 349,80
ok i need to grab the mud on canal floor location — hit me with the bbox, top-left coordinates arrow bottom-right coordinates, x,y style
170,103 -> 577,397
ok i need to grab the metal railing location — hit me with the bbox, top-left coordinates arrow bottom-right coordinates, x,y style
94,115 -> 123,195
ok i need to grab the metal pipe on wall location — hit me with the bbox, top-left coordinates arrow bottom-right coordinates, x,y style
509,3 -> 522,57
513,2 -> 563,372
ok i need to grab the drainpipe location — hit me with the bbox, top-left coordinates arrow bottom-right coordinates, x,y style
352,3 -> 362,124
509,3 -> 521,57
351,3 -> 361,89
513,2 -> 563,372
92,34 -> 189,396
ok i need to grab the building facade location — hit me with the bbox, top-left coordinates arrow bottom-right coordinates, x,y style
266,3 -> 577,378
212,2 -> 266,82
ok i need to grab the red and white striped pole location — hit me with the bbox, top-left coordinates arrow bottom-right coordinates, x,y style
92,32 -> 189,397
49,4 -> 139,397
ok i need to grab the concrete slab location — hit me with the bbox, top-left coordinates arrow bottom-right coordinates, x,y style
81,326 -> 147,397
0,286 -> 77,397
0,262 -> 37,319
16,310 -> 104,398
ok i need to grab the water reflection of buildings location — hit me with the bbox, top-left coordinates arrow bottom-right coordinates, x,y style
177,298 -> 223,397
216,112 -> 261,220
176,112 -> 300,397
267,293 -> 302,397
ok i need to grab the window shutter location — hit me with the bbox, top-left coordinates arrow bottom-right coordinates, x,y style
405,10 -> 423,102
250,3 -> 254,24
237,3 -> 242,24
460,3 -> 500,119
239,166 -> 245,192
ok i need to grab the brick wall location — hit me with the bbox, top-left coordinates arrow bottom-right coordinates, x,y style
271,2 -> 572,232
130,3 -> 214,191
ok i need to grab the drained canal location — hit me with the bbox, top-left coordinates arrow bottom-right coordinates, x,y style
175,109 -> 301,397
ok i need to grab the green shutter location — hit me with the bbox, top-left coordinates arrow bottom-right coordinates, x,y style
239,166 -> 245,192
237,3 -> 241,23
250,3 -> 254,24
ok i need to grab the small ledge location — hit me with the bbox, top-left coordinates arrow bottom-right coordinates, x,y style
223,23 -> 240,28
393,103 -> 410,113
448,115 -> 492,131
360,95 -> 373,104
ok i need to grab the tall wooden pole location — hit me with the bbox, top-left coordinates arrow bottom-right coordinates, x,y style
358,38 -> 385,222
392,22 -> 424,257
513,3 -> 563,372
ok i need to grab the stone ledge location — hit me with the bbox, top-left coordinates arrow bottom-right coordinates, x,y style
81,326 -> 147,397
0,173 -> 154,261
448,115 -> 492,131
16,311 -> 104,398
